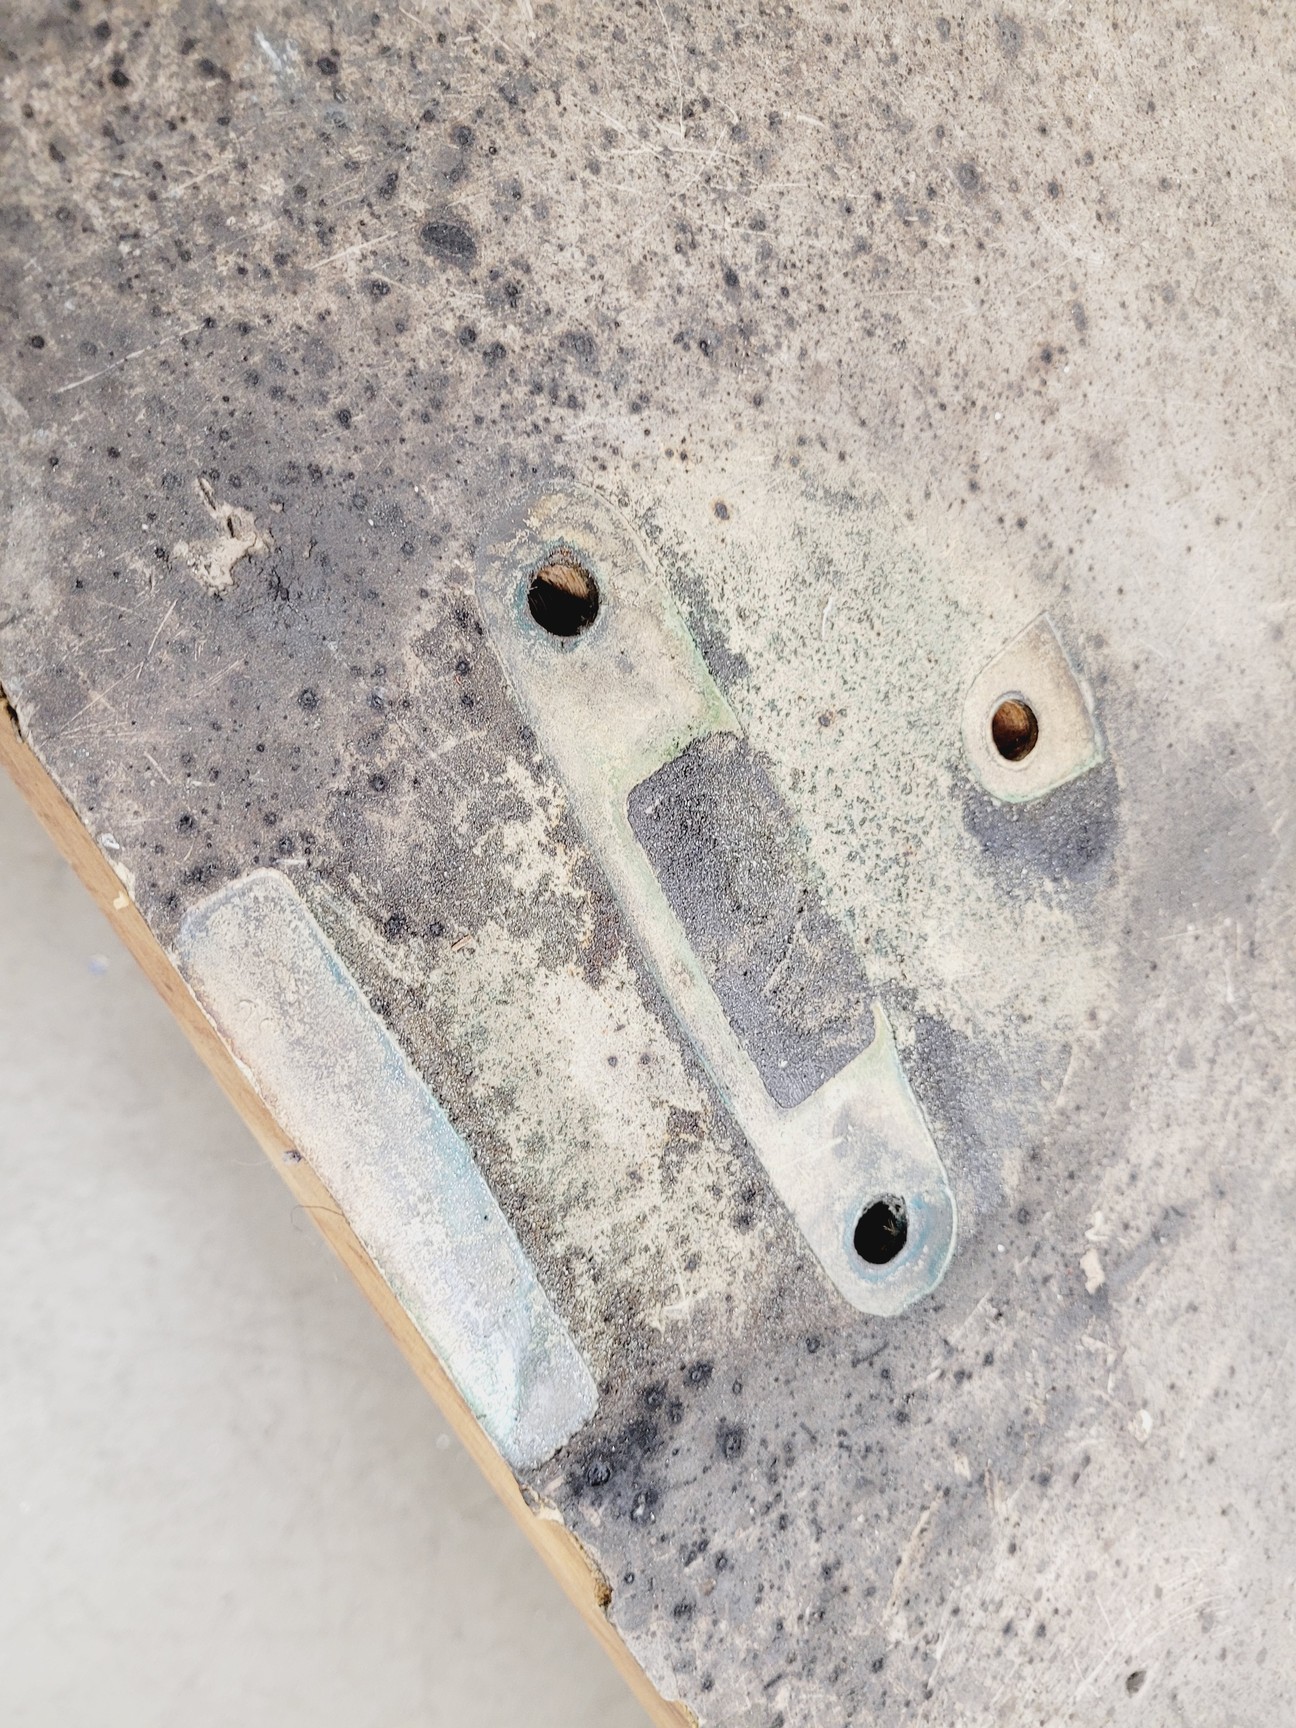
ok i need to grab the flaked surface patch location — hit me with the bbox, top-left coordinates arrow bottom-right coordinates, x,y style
172,476 -> 273,595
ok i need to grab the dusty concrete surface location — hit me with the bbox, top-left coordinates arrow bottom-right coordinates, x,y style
1,3 -> 1293,1723
0,771 -> 652,1728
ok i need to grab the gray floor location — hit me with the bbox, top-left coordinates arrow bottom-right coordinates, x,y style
0,772 -> 650,1728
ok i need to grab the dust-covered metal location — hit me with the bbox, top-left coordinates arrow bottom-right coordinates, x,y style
477,489 -> 955,1315
178,867 -> 597,1468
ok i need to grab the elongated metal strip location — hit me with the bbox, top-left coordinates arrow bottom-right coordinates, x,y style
476,490 -> 955,1316
177,868 -> 597,1468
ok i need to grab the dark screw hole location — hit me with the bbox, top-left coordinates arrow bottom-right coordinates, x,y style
991,696 -> 1039,761
1125,1670 -> 1146,1696
527,553 -> 600,638
853,1196 -> 908,1265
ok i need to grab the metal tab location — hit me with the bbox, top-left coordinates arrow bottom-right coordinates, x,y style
177,869 -> 598,1468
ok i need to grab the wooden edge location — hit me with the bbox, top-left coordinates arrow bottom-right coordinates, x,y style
0,700 -> 692,1728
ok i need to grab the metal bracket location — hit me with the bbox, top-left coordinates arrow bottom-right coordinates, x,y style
476,490 -> 955,1317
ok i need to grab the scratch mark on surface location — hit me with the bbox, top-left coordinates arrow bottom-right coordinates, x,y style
136,597 -> 178,678
53,326 -> 206,395
883,1493 -> 941,1643
314,231 -> 396,269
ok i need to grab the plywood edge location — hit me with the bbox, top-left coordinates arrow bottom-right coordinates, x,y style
0,697 -> 692,1728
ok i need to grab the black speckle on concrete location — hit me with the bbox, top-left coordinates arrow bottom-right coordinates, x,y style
905,1011 -> 1058,1217
420,217 -> 478,266
558,327 -> 599,369
717,1420 -> 746,1461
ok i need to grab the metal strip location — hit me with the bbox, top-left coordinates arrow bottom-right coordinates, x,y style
177,869 -> 597,1469
476,489 -> 956,1316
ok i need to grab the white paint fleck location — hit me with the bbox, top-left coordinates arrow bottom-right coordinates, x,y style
173,477 -> 272,596
1081,1247 -> 1107,1293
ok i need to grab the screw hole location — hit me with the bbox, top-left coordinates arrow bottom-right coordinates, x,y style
527,552 -> 600,638
853,1196 -> 908,1266
990,696 -> 1039,761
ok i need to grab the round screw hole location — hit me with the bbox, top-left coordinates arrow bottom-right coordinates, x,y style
527,552 -> 600,638
990,696 -> 1039,761
853,1196 -> 908,1266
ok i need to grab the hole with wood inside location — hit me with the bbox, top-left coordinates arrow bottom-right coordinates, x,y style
526,551 -> 600,638
990,695 -> 1039,761
853,1196 -> 908,1266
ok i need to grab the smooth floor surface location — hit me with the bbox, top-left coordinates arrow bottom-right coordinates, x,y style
0,771 -> 651,1728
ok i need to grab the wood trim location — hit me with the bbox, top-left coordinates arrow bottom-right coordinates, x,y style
0,701 -> 691,1728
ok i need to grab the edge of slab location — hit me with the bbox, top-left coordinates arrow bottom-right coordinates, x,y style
0,696 -> 692,1728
